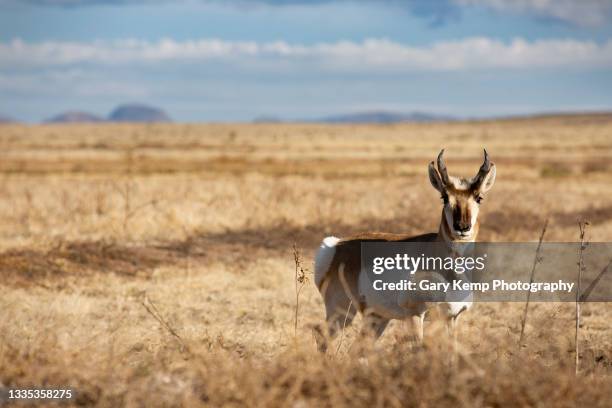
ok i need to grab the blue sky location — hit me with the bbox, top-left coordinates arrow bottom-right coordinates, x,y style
1,0 -> 612,122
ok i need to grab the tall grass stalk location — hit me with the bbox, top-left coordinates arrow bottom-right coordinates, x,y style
519,218 -> 548,348
576,221 -> 589,374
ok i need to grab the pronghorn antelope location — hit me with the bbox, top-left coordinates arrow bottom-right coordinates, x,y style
313,149 -> 496,352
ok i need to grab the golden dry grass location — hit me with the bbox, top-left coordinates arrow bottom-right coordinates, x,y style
0,117 -> 611,407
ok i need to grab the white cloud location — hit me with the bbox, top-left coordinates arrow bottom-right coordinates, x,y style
455,0 -> 612,27
1,37 -> 612,72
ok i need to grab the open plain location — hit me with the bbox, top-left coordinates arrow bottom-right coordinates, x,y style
1,116 -> 611,406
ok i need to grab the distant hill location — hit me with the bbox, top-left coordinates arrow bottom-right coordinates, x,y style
259,110 -> 612,124
44,111 -> 105,124
108,104 -> 171,123
489,111 -> 612,125
252,115 -> 284,123
250,111 -> 455,124
315,111 -> 455,124
0,114 -> 16,123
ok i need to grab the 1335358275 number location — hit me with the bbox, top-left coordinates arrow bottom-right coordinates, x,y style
7,389 -> 74,400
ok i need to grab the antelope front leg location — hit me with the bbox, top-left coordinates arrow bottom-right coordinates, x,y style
396,313 -> 425,347
411,313 -> 425,346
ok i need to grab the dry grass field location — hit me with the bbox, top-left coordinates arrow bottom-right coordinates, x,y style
1,116 -> 611,407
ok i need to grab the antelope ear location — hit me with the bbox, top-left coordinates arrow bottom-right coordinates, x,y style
476,163 -> 496,194
428,161 -> 445,193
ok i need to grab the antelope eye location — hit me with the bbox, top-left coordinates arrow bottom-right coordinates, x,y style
475,196 -> 483,204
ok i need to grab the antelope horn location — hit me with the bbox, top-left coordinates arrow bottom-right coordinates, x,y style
473,149 -> 491,187
436,149 -> 451,185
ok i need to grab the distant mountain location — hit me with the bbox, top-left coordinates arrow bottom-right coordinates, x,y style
108,104 -> 171,123
491,111 -> 612,125
0,114 -> 16,123
44,111 -> 105,124
316,111 -> 455,124
252,115 -> 284,123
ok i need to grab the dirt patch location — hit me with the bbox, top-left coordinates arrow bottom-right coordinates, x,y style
2,205 -> 609,288
553,205 -> 612,227
0,240 -> 183,287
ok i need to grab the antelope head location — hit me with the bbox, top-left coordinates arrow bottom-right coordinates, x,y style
428,149 -> 496,241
